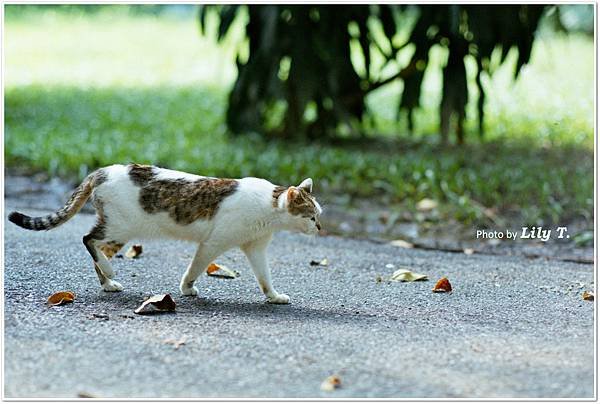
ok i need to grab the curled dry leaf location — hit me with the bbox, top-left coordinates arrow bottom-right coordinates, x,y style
310,258 -> 329,266
320,374 -> 342,392
432,277 -> 452,293
582,291 -> 594,301
390,239 -> 414,249
134,294 -> 176,315
125,244 -> 143,259
47,291 -> 76,306
390,269 -> 428,282
206,263 -> 239,279
206,263 -> 220,274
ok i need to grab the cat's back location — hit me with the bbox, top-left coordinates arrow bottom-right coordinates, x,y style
219,177 -> 275,208
100,164 -> 204,184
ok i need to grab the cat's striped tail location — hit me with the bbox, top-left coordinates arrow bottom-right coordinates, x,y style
8,170 -> 105,231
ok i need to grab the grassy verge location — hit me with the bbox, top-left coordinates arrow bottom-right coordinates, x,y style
5,86 -> 593,227
3,8 -> 594,228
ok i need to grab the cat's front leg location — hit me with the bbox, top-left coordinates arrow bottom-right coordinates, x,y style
242,235 -> 290,304
180,244 -> 219,296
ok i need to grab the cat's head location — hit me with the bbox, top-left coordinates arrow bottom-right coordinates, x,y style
281,178 -> 322,235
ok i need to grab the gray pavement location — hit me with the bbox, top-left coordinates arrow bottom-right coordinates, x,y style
3,204 -> 595,398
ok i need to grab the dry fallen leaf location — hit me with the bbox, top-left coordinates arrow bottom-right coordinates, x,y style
47,291 -> 76,306
164,337 -> 188,349
390,269 -> 428,282
320,375 -> 342,392
125,244 -> 143,259
389,239 -> 414,249
310,258 -> 329,266
206,263 -> 220,274
134,294 -> 176,315
583,291 -> 594,301
206,263 -> 239,279
416,198 -> 438,212
432,277 -> 452,293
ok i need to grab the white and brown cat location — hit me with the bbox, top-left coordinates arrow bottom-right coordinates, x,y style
9,164 -> 323,304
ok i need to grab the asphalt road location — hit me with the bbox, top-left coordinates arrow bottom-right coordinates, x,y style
3,204 -> 595,398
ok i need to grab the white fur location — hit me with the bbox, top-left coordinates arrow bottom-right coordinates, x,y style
91,165 -> 321,304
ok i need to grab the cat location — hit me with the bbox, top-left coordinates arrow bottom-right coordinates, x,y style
8,163 -> 323,304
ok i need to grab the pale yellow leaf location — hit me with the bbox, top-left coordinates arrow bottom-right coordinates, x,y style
416,198 -> 438,211
389,239 -> 414,249
390,269 -> 428,282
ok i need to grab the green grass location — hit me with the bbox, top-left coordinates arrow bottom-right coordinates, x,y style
3,8 -> 594,228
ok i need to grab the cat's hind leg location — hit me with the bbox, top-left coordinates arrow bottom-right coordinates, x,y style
83,226 -> 125,292
242,235 -> 289,304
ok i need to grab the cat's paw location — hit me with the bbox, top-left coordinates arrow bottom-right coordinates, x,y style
267,293 -> 290,304
102,280 -> 123,292
180,285 -> 199,296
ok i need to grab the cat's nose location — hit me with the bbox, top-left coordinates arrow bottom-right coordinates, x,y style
316,222 -> 321,231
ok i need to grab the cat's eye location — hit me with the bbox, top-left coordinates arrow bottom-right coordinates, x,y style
310,217 -> 316,222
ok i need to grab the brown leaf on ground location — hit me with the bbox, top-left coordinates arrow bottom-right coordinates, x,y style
206,263 -> 239,279
125,244 -> 143,259
310,258 -> 329,266
134,294 -> 176,315
390,269 -> 428,282
206,263 -> 220,274
164,337 -> 188,349
432,277 -> 452,293
47,291 -> 76,306
582,291 -> 594,301
320,374 -> 342,392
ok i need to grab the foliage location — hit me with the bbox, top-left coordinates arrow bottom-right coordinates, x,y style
202,5 -> 545,141
5,85 -> 593,227
4,4 -> 180,18
4,10 -> 594,228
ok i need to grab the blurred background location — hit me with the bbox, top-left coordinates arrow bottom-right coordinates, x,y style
4,4 -> 594,251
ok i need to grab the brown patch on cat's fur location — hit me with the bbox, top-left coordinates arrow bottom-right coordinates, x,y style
100,241 -> 124,259
128,163 -> 155,186
272,186 -> 287,207
139,178 -> 239,224
287,187 -> 318,216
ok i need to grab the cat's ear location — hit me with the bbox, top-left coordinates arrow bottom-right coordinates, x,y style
287,187 -> 299,202
298,178 -> 313,193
